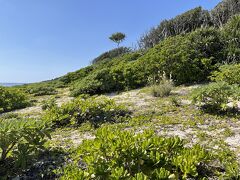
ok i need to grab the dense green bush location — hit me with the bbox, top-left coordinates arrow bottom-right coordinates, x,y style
138,27 -> 223,85
25,85 -> 57,96
211,64 -> 240,85
191,82 -> 240,111
42,96 -> 129,128
59,66 -> 94,85
222,15 -> 240,63
0,118 -> 51,177
70,68 -> 115,96
0,87 -> 30,113
92,47 -> 131,64
71,52 -> 144,96
59,126 -> 219,179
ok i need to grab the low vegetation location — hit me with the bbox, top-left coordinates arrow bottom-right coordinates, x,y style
60,126 -> 214,179
0,87 -> 30,113
41,97 -> 57,110
211,63 -> 240,85
24,85 -> 58,96
0,118 -> 51,177
42,96 -> 129,128
92,47 -> 131,64
149,72 -> 174,97
191,82 -> 240,112
1,0 -> 240,179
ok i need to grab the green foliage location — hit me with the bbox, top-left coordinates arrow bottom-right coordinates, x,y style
60,126 -> 215,179
0,118 -> 51,176
222,15 -> 240,63
42,96 -> 129,128
211,64 -> 240,85
70,27 -> 225,96
70,68 -> 114,96
92,47 -> 131,64
0,112 -> 20,120
59,66 -> 94,85
71,52 -> 144,96
139,7 -> 211,49
191,82 -> 240,111
25,85 -> 58,96
139,0 -> 240,50
224,162 -> 240,179
19,2 -> 239,98
41,97 -> 57,110
109,32 -> 126,47
211,0 -> 240,28
0,87 -> 30,113
139,27 -> 223,85
149,72 -> 174,97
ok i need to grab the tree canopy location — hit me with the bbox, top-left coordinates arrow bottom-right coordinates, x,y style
109,32 -> 126,47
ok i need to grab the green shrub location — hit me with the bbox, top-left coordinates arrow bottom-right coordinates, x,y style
222,15 -> 240,63
211,64 -> 240,85
0,118 -> 51,176
25,86 -> 57,96
41,97 -> 57,110
149,72 -> 174,97
59,66 -> 94,85
70,68 -> 115,96
92,47 -> 131,64
139,27 -> 223,85
59,126 -> 216,179
0,87 -> 30,113
191,82 -> 240,111
71,52 -> 144,96
42,96 -> 129,127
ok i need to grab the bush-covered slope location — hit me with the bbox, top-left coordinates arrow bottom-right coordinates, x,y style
18,1 -> 240,98
68,16 -> 239,96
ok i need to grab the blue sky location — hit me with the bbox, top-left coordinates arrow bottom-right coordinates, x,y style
0,0 -> 221,83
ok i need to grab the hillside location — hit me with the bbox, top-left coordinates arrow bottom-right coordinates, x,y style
17,0 -> 240,97
1,0 -> 240,179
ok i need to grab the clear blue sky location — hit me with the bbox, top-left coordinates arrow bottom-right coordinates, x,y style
0,0 -> 221,83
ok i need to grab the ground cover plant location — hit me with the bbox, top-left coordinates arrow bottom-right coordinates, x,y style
59,126 -> 239,179
0,118 -> 51,178
41,97 -> 57,110
191,82 -> 240,112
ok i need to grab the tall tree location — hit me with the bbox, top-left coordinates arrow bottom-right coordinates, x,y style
109,32 -> 126,48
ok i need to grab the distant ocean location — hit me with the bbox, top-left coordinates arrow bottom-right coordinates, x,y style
0,83 -> 25,87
